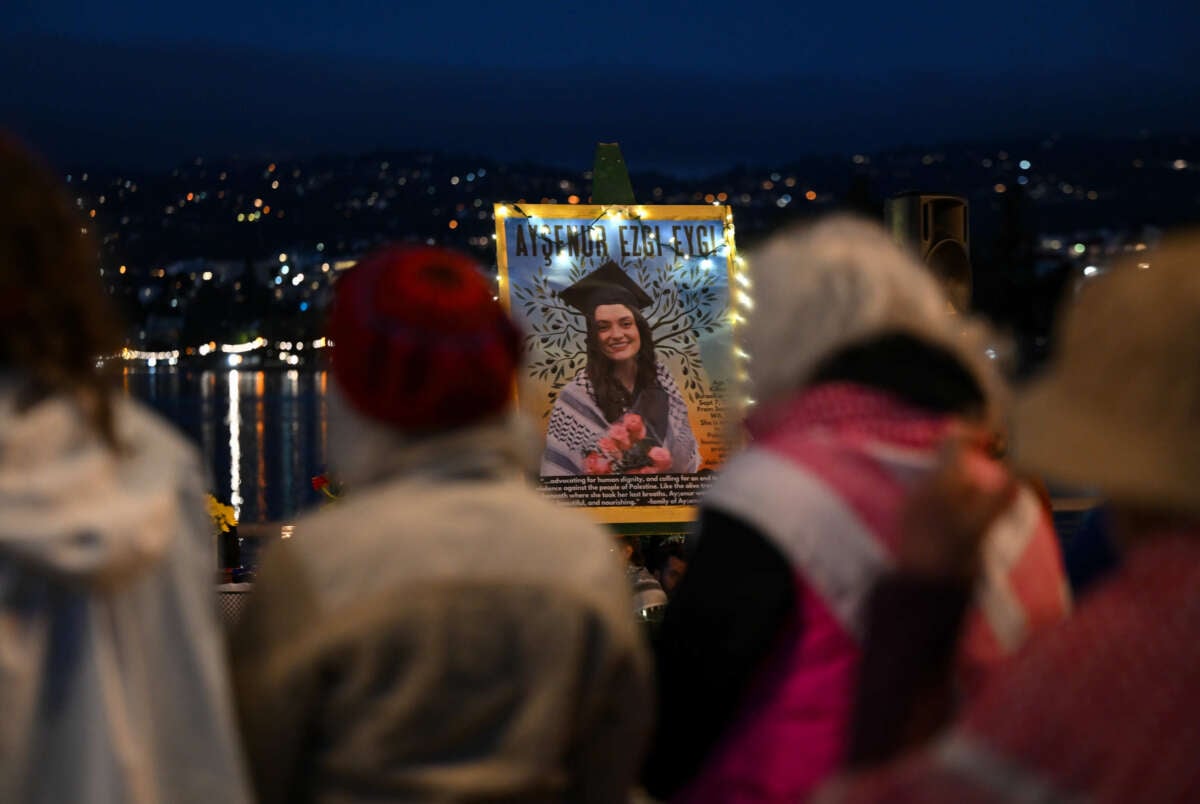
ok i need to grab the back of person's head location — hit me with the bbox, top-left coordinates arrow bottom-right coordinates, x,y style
1014,231 -> 1200,518
326,244 -> 521,432
0,133 -> 123,445
745,214 -> 998,415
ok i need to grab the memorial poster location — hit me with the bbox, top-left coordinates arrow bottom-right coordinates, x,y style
495,203 -> 747,524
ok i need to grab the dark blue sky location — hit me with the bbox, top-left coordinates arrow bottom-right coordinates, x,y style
4,0 -> 1200,171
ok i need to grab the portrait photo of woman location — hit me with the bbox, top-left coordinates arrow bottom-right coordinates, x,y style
541,261 -> 700,476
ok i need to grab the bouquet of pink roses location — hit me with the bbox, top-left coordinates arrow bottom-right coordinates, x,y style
583,412 -> 673,475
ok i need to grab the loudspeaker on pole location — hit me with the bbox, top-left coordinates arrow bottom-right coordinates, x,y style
884,192 -> 971,312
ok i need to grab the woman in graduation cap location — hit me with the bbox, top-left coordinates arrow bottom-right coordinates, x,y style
541,261 -> 700,476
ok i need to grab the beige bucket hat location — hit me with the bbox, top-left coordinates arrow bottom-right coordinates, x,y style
1014,231 -> 1200,515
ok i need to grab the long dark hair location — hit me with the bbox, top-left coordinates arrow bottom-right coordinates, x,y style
585,303 -> 658,422
0,133 -> 124,447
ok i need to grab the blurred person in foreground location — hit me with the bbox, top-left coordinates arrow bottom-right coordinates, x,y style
231,245 -> 651,803
821,231 -> 1200,802
0,135 -> 252,802
642,216 -> 1069,803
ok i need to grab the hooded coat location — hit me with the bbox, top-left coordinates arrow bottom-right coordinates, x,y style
231,388 -> 653,803
0,382 -> 252,804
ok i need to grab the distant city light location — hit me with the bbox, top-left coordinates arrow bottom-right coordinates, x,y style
278,253 -> 288,262
299,302 -> 309,311
1073,243 -> 1087,254
1083,265 -> 1099,277
1019,160 -> 1031,170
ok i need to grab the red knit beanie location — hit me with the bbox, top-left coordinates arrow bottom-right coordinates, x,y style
327,244 -> 521,431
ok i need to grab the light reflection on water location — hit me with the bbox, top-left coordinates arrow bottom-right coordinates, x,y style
122,366 -> 329,523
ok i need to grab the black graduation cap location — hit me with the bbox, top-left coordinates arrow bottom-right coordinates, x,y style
558,260 -> 652,317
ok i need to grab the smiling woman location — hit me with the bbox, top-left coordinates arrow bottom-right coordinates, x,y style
540,260 -> 699,476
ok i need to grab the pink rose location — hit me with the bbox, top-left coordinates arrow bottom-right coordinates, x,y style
583,452 -> 613,475
597,436 -> 619,456
608,423 -> 632,450
648,446 -> 672,472
622,412 -> 646,441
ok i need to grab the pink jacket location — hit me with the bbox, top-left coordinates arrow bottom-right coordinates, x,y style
673,385 -> 1069,802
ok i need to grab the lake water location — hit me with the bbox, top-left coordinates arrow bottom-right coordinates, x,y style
122,367 -> 330,525
120,366 -> 1098,581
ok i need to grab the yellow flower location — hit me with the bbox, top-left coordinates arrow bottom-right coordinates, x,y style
206,494 -> 238,533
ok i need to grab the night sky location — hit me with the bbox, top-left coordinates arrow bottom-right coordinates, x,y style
4,0 -> 1200,172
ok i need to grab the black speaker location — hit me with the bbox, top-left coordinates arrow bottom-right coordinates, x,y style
884,192 -> 971,312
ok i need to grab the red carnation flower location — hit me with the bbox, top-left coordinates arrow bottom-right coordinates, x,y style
622,412 -> 646,441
